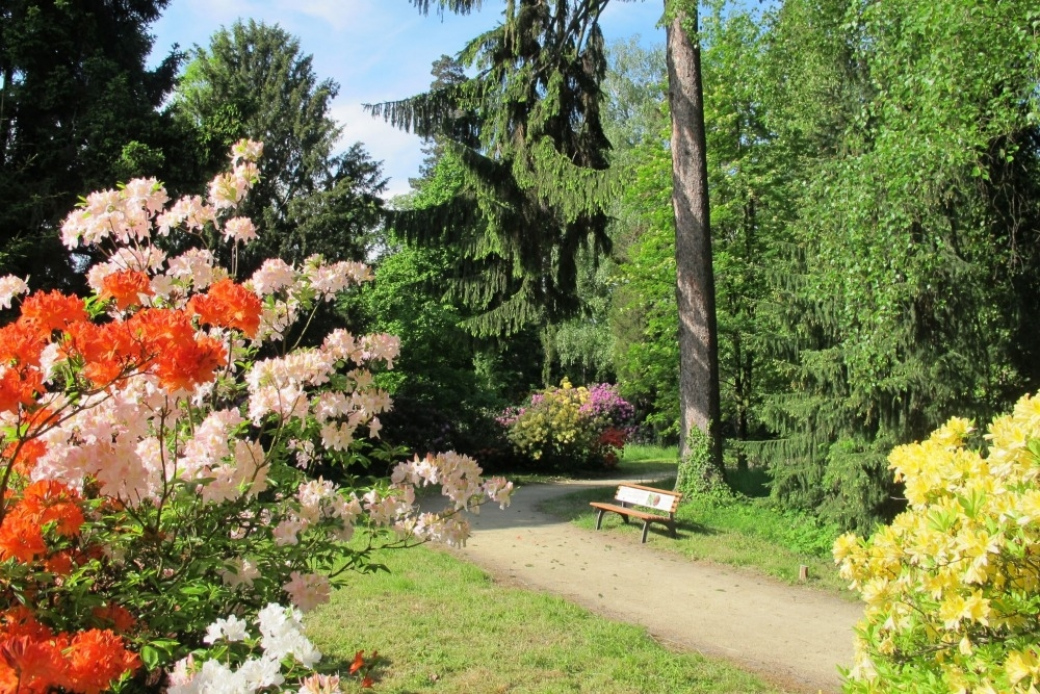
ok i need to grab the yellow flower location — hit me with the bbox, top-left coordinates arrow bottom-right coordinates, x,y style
1006,648 -> 1040,686
833,533 -> 861,563
961,591 -> 990,626
932,417 -> 974,448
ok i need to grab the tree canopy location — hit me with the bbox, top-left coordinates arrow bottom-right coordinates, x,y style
0,0 -> 180,287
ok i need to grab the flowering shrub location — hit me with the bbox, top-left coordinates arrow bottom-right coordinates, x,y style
499,380 -> 635,471
0,141 -> 513,692
168,604 -> 374,693
833,393 -> 1040,693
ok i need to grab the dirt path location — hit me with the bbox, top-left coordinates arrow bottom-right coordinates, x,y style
447,474 -> 863,694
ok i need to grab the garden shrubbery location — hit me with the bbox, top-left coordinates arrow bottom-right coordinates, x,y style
834,394 -> 1040,693
498,380 -> 635,472
0,142 -> 512,693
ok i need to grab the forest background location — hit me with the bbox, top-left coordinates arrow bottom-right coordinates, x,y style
1,0 -> 1038,534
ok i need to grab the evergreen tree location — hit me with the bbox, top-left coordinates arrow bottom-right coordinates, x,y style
369,0 -> 615,337
755,0 -> 1040,531
174,20 -> 386,272
0,0 -> 180,288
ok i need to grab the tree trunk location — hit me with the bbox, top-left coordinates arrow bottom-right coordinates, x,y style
665,1 -> 725,491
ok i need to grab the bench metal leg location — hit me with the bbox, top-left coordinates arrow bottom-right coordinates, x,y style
641,521 -> 651,543
595,508 -> 605,530
669,522 -> 678,539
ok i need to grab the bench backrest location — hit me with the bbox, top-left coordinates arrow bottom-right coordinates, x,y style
614,484 -> 682,515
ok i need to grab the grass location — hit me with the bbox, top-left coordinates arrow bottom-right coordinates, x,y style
538,445 -> 851,594
307,544 -> 789,693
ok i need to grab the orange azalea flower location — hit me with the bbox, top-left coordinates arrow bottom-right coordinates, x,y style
1,608 -> 53,642
91,604 -> 135,634
64,629 -> 140,694
349,650 -> 365,675
153,334 -> 226,392
0,512 -> 47,563
99,270 -> 153,310
43,550 -> 74,577
0,320 -> 47,367
0,634 -> 65,694
19,291 -> 87,334
63,321 -> 138,386
126,307 -> 194,353
187,278 -> 262,337
20,481 -> 84,538
0,663 -> 16,693
0,367 -> 26,414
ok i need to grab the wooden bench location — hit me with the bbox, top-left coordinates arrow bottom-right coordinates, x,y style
589,483 -> 682,543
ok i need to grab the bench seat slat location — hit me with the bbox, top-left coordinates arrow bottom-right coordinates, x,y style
589,502 -> 669,524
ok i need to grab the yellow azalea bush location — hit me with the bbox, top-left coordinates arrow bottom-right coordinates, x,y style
834,393 -> 1040,693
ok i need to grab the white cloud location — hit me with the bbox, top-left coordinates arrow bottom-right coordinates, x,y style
272,0 -> 376,33
332,102 -> 425,199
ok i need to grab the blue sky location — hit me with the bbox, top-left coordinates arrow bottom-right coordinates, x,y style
149,1 -> 666,198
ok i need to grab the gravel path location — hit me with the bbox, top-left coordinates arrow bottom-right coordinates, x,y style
447,474 -> 863,693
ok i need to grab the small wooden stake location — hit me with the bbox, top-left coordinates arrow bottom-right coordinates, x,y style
799,565 -> 809,582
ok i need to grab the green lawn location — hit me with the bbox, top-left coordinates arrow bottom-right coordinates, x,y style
307,544 -> 788,693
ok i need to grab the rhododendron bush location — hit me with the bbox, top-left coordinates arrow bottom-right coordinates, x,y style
834,394 -> 1040,693
0,141 -> 513,693
498,380 -> 635,472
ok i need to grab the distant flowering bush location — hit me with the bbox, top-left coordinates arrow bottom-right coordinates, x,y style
834,394 -> 1040,693
0,140 -> 513,692
499,380 -> 635,471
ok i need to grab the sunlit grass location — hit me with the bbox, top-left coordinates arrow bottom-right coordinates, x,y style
307,544 -> 790,693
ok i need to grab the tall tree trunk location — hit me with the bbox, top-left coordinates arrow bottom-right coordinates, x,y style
666,0 -> 725,490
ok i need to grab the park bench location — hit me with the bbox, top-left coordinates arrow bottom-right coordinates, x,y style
589,483 -> 682,543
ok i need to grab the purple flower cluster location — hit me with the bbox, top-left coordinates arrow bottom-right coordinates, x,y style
495,406 -> 525,427
578,383 -> 636,429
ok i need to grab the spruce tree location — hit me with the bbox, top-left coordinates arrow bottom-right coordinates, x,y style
174,21 -> 386,272
368,0 -> 616,337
